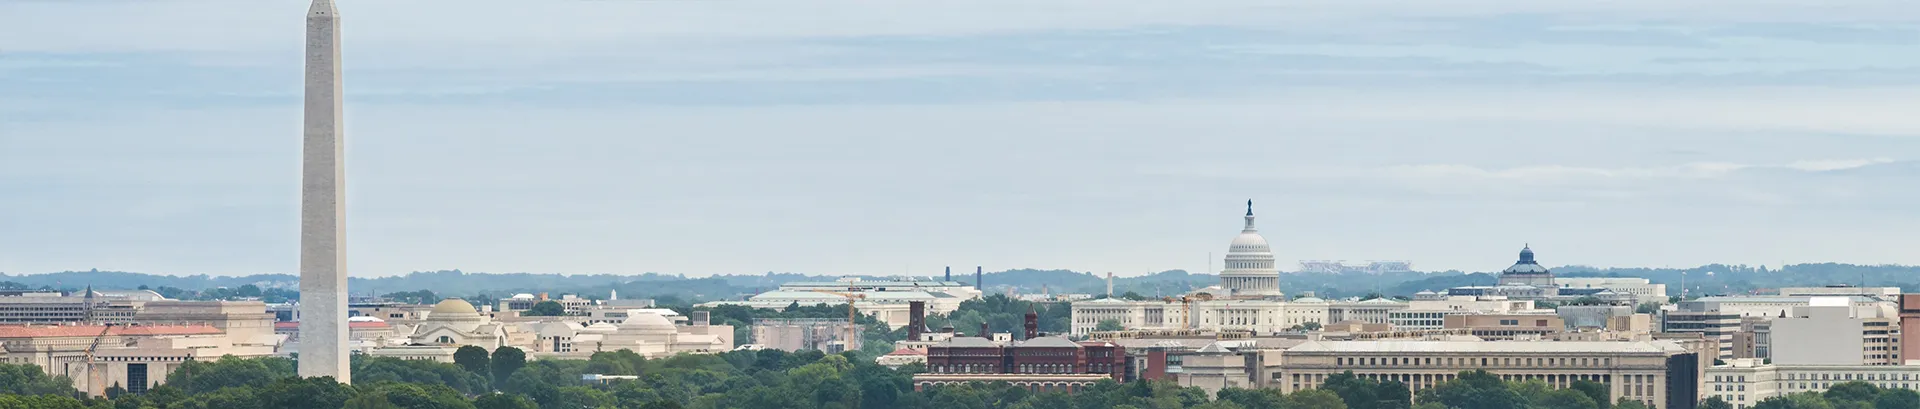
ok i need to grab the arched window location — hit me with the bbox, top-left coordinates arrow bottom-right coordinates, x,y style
436,336 -> 453,344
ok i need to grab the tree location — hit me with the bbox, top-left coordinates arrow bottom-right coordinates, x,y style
1533,389 -> 1599,409
1700,396 -> 1734,409
1193,401 -> 1248,409
1615,398 -> 1652,409
454,346 -> 492,378
168,356 -> 297,394
1301,321 -> 1322,331
1828,382 -> 1882,404
525,301 -> 567,316
585,349 -> 647,376
259,376 -> 358,409
0,362 -> 80,396
1636,303 -> 1661,314
1286,389 -> 1349,409
1877,389 -> 1920,409
1416,370 -> 1525,409
1095,319 -> 1126,332
490,347 -> 528,388
1572,380 -> 1612,409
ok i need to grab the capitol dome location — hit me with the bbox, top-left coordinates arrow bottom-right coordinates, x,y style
1219,200 -> 1282,298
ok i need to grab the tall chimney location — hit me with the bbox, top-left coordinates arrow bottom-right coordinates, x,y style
908,301 -> 927,341
944,266 -> 951,282
976,266 -> 983,290
980,322 -> 990,338
539,292 -> 549,301
1106,272 -> 1115,297
1024,308 -> 1039,340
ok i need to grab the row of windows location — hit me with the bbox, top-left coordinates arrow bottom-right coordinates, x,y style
1333,356 -> 1616,368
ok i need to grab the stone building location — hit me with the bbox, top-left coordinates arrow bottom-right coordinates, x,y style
1275,340 -> 1702,409
1071,202 -> 1328,335
917,335 -> 1128,393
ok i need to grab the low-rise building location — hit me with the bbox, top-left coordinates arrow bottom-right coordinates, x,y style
1770,298 -> 1901,366
877,347 -> 928,368
752,318 -> 859,353
1276,340 -> 1701,409
1558,278 -> 1670,305
0,321 -> 276,396
1390,295 -> 1540,330
1328,298 -> 1409,325
1706,358 -> 1920,407
917,335 -> 1128,393
1441,313 -> 1564,340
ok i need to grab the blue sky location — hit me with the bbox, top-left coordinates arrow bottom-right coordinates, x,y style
3,0 -> 1918,277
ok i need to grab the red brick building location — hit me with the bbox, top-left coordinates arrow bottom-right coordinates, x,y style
918,336 -> 1129,393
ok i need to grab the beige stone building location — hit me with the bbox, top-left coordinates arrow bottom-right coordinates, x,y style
1441,313 -> 1565,340
1706,358 -> 1920,408
522,311 -> 732,359
1272,340 -> 1701,409
0,300 -> 278,397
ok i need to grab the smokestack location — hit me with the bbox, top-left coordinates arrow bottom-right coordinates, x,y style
980,322 -> 990,338
976,266 -> 983,290
1024,308 -> 1039,340
944,266 -> 951,282
539,292 -> 549,301
1107,272 -> 1114,297
908,301 -> 927,341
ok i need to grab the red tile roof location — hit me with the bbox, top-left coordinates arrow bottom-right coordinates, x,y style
0,325 -> 221,338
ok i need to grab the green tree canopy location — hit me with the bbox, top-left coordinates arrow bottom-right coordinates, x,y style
454,346 -> 491,378
524,301 -> 567,316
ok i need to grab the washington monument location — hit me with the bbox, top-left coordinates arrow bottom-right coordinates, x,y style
298,0 -> 349,382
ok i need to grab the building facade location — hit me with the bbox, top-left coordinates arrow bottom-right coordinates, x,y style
1706,359 -> 1920,408
1769,301 -> 1900,366
1276,340 -> 1700,409
918,336 -> 1127,392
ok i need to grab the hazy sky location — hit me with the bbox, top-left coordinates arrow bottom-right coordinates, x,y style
4,0 -> 1919,278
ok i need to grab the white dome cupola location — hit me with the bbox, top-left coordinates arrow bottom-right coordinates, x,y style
1219,200 -> 1282,298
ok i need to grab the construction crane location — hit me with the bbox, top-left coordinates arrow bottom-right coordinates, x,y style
1162,293 -> 1214,330
804,289 -> 866,353
83,323 -> 114,397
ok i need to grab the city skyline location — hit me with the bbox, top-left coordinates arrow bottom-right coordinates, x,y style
5,0 -> 1920,277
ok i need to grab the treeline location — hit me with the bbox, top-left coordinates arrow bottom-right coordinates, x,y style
1735,381 -> 1920,409
1,344 -> 1699,409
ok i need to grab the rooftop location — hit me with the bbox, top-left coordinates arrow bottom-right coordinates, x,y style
0,325 -> 222,338
1013,337 -> 1081,348
937,337 -> 1000,348
1288,340 -> 1681,354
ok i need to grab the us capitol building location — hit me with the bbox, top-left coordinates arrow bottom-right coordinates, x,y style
1071,201 -> 1330,335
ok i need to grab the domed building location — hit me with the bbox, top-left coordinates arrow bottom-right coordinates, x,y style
1497,245 -> 1554,287
531,311 -> 732,359
1070,201 -> 1329,336
408,298 -> 510,351
1219,200 -> 1282,298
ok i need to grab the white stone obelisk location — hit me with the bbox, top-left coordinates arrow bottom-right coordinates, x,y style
298,0 -> 349,383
